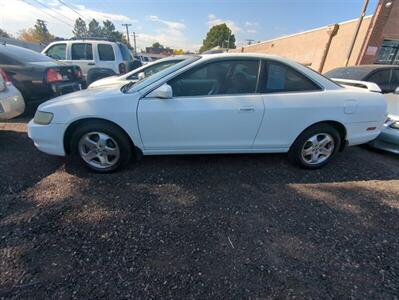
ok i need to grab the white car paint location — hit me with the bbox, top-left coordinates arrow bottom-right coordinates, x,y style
0,77 -> 25,120
28,53 -> 386,160
88,55 -> 190,89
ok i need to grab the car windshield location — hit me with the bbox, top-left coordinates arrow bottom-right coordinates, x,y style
123,56 -> 200,93
1,45 -> 54,63
324,67 -> 370,80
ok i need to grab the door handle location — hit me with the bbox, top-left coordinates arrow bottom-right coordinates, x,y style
240,106 -> 255,112
88,62 -> 95,66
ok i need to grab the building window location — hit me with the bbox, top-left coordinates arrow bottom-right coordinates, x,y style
375,40 -> 399,65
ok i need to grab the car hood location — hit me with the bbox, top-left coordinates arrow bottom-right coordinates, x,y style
89,77 -> 136,89
38,85 -> 127,110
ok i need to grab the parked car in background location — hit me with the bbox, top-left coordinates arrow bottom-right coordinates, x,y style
0,68 -> 25,120
28,53 -> 387,173
0,43 -> 83,107
134,54 -> 153,65
42,39 -> 141,86
88,55 -> 191,89
325,65 -> 399,154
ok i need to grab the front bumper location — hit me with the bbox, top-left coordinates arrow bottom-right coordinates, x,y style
0,85 -> 25,120
27,120 -> 67,156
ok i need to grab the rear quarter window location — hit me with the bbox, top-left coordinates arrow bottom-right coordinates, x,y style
261,61 -> 321,93
98,44 -> 115,61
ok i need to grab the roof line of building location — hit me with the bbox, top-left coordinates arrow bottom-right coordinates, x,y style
243,15 -> 373,48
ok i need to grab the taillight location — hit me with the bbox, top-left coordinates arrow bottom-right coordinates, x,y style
75,67 -> 83,79
119,63 -> 126,74
0,68 -> 11,84
46,69 -> 63,83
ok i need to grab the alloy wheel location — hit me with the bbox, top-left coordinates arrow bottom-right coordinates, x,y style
301,133 -> 335,165
78,131 -> 120,169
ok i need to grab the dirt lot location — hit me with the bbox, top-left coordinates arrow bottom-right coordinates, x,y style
1,117 -> 399,299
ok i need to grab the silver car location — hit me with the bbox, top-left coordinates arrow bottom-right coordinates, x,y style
325,66 -> 399,154
0,68 -> 25,120
369,89 -> 399,154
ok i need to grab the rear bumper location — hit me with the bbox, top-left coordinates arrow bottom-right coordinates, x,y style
27,120 -> 66,156
0,85 -> 25,120
346,121 -> 382,146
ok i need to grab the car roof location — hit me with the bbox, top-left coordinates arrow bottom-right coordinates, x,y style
0,43 -> 53,62
198,52 -> 282,60
48,39 -> 117,45
324,64 -> 399,80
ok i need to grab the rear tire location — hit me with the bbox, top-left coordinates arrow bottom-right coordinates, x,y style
70,121 -> 133,173
289,124 -> 341,169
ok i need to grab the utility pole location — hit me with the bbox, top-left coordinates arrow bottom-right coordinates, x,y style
132,32 -> 137,54
122,23 -> 132,47
344,0 -> 369,66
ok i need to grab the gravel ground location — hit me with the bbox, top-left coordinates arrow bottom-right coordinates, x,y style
1,117 -> 399,299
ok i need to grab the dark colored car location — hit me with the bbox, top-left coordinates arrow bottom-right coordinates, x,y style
0,43 -> 84,105
324,65 -> 399,93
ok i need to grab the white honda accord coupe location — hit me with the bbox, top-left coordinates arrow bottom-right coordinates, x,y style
28,53 -> 387,172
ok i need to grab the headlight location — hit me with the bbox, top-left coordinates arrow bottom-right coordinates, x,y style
33,111 -> 54,125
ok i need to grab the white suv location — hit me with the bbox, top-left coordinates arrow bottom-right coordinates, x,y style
42,39 -> 141,85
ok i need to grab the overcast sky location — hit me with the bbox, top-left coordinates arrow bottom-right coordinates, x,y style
0,0 -> 379,51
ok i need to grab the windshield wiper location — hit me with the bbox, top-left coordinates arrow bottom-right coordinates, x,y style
122,81 -> 135,93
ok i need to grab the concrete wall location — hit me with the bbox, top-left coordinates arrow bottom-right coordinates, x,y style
323,17 -> 371,71
231,17 -> 371,73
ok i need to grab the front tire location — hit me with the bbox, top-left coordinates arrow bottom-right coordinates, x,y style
289,124 -> 341,169
70,121 -> 133,173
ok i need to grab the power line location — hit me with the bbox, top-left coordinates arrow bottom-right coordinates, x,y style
57,0 -> 85,20
30,0 -> 75,23
20,0 -> 74,28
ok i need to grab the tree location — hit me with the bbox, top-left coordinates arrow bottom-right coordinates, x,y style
200,23 -> 235,53
0,28 -> 11,38
73,18 -> 87,38
19,19 -> 54,44
87,19 -> 102,37
152,42 -> 164,49
102,20 -> 115,38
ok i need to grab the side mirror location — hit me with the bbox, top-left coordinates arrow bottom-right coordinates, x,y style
147,84 -> 173,99
395,87 -> 399,94
138,72 -> 145,80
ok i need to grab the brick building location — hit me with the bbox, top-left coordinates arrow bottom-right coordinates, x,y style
231,0 -> 399,73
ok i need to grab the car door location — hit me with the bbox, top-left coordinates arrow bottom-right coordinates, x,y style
67,42 -> 95,77
44,43 -> 67,61
254,60 -> 326,150
137,59 -> 265,152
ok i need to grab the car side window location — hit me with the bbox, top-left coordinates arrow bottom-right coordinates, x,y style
46,44 -> 66,60
98,44 -> 115,61
366,69 -> 391,86
168,60 -> 259,97
261,61 -> 320,93
390,69 -> 399,86
71,43 -> 93,60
